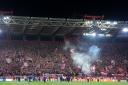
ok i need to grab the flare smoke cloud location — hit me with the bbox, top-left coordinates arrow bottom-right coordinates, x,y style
64,41 -> 100,74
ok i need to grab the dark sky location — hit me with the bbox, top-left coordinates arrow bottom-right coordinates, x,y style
0,0 -> 128,20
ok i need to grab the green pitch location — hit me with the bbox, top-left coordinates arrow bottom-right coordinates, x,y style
0,81 -> 127,85
0,82 -> 128,85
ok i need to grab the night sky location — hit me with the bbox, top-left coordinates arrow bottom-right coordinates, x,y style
0,0 -> 128,20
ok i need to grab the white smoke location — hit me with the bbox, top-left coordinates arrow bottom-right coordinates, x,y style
64,41 -> 100,74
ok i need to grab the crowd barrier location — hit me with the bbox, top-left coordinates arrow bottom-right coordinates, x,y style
0,76 -> 127,82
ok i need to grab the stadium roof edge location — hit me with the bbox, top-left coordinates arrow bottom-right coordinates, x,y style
0,15 -> 128,37
3,15 -> 128,22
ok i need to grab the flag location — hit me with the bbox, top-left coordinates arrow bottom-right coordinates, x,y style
101,72 -> 107,76
61,63 -> 66,70
6,58 -> 12,63
23,62 -> 28,67
26,57 -> 32,61
111,60 -> 115,65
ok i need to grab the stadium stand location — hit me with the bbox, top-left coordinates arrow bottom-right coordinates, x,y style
0,16 -> 127,82
0,40 -> 127,82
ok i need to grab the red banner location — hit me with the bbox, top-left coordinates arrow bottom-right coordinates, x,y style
84,15 -> 104,20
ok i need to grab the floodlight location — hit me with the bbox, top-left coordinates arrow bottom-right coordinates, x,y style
98,34 -> 105,37
97,21 -> 101,24
113,21 -> 117,25
3,16 -> 10,20
122,28 -> 128,32
3,16 -> 11,24
106,34 -> 111,37
83,32 -> 96,37
101,28 -> 107,31
83,33 -> 86,36
106,21 -> 111,24
91,32 -> 96,37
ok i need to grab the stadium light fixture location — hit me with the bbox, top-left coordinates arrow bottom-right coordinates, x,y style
122,28 -> 128,32
101,28 -> 107,31
85,33 -> 90,36
98,34 -> 105,37
106,34 -> 112,37
3,16 -> 10,20
96,21 -> 101,24
85,21 -> 93,24
91,32 -> 96,37
83,33 -> 86,36
83,32 -> 96,37
106,21 -> 111,24
3,17 -> 6,20
113,21 -> 117,25
3,16 -> 11,24
83,33 -> 90,36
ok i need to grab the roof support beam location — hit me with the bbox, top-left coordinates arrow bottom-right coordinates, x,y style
64,27 -> 78,36
22,25 -> 27,34
51,27 -> 61,36
38,27 -> 44,35
22,18 -> 30,34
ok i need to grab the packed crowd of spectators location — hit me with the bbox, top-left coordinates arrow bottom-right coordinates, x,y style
94,43 -> 128,79
0,40 -> 73,76
0,40 -> 127,79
